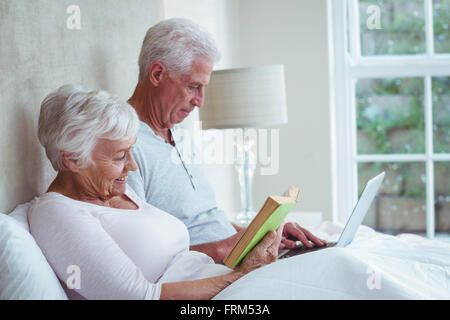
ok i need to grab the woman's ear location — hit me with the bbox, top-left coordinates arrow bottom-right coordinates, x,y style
148,61 -> 166,87
61,151 -> 81,173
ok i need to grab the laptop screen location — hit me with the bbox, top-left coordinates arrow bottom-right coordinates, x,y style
336,172 -> 385,247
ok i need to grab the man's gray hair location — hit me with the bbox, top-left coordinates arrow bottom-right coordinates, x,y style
138,18 -> 221,82
38,84 -> 139,171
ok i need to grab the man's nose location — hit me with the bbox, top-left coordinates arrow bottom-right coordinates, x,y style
192,87 -> 204,108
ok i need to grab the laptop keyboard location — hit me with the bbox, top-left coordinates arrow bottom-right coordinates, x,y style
278,242 -> 337,259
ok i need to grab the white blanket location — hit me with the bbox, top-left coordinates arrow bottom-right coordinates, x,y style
214,221 -> 450,300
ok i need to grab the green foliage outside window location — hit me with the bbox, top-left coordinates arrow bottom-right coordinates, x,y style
354,1 -> 449,234
356,78 -> 424,155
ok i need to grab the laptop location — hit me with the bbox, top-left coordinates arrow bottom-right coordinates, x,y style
278,171 -> 385,259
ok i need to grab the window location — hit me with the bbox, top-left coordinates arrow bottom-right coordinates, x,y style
328,0 -> 450,239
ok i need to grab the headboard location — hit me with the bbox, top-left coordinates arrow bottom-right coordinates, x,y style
0,0 -> 164,213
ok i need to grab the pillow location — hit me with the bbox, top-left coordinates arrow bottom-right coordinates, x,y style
0,202 -> 68,300
8,201 -> 32,231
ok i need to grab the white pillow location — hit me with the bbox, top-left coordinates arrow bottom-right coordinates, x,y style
8,201 -> 31,231
0,202 -> 68,300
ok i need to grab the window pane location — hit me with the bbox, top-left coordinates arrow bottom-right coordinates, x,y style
432,77 -> 450,153
359,162 -> 426,235
435,162 -> 450,236
356,78 -> 425,154
434,0 -> 450,53
359,0 -> 426,56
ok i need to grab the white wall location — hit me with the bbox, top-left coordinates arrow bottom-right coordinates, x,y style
238,0 -> 333,220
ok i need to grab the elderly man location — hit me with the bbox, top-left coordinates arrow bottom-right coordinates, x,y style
127,18 -> 325,263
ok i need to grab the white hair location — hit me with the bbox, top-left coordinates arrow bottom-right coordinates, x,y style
138,18 -> 221,82
38,84 -> 139,171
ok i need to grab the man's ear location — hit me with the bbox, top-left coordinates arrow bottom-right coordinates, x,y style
148,61 -> 166,87
61,151 -> 81,173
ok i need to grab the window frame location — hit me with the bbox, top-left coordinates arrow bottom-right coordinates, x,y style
328,0 -> 450,238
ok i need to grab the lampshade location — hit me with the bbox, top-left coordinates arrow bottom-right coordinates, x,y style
200,64 -> 288,129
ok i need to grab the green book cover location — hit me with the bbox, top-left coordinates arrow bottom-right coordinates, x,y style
231,202 -> 296,268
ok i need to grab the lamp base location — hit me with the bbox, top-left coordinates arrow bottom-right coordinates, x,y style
234,128 -> 257,227
235,210 -> 257,227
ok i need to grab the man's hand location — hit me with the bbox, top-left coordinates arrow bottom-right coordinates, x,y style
190,222 -> 325,263
280,222 -> 326,249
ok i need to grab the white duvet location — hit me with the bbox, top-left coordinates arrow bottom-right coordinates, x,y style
213,221 -> 450,300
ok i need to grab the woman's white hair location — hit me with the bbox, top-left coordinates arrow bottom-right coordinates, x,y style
38,84 -> 139,171
138,18 -> 221,82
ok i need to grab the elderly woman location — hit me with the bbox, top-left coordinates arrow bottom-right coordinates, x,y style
29,84 -> 281,300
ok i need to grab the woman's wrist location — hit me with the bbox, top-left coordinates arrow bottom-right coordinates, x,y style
225,269 -> 246,285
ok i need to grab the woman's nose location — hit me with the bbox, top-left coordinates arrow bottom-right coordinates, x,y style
126,152 -> 138,172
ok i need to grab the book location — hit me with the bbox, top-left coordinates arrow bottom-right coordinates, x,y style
223,186 -> 300,269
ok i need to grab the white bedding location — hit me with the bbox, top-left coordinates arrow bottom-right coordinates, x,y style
214,221 -> 450,300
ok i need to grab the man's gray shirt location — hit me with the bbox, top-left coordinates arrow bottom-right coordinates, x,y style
127,121 -> 236,245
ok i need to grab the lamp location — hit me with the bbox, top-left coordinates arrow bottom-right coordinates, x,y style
200,64 -> 288,225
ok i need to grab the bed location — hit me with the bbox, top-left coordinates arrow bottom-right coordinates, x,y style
215,221 -> 450,299
1,202 -> 449,300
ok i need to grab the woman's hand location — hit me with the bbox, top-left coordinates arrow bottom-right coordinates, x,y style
235,225 -> 283,275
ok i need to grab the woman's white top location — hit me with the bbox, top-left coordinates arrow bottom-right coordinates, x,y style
28,185 -> 232,300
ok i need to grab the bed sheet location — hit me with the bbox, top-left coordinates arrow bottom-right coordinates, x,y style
213,221 -> 450,299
